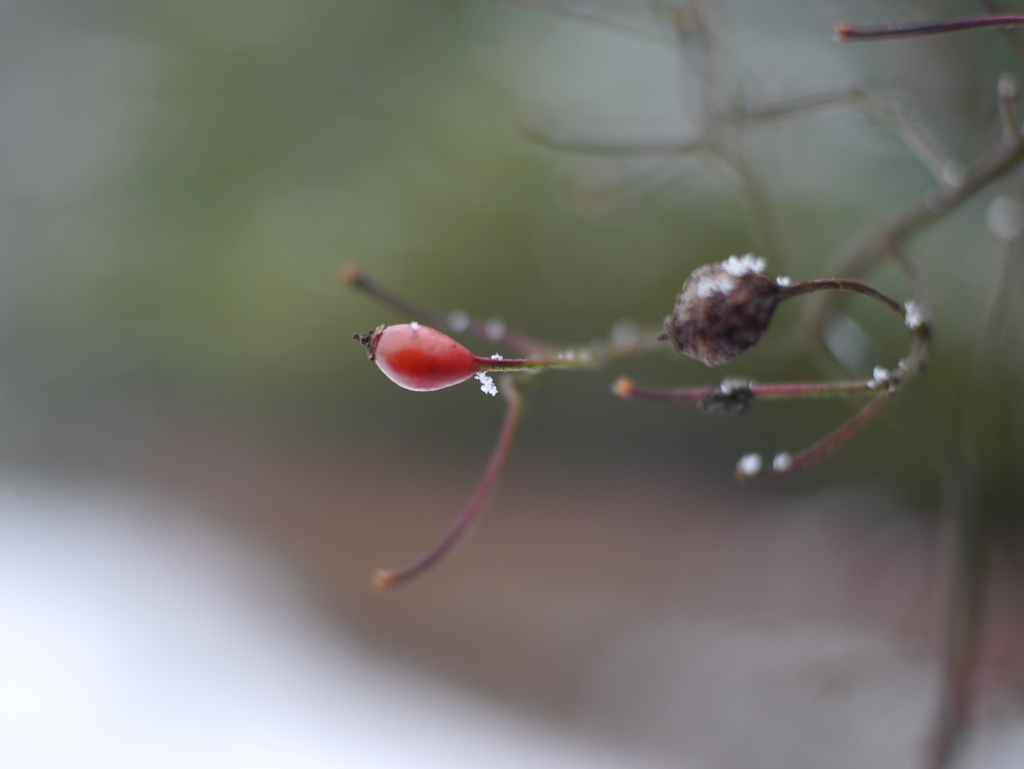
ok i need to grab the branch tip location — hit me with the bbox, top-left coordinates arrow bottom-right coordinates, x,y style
336,263 -> 361,286
612,377 -> 635,398
371,568 -> 398,591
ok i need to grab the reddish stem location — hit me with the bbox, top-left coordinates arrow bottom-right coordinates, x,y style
373,379 -> 525,589
779,278 -> 906,318
614,377 -> 875,404
836,15 -> 1024,42
750,394 -> 891,481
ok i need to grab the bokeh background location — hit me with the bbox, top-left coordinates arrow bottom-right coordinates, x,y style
2,1 -> 1024,767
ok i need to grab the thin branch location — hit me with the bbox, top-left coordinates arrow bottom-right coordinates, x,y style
521,123 -> 708,156
836,15 -> 1024,42
739,87 -> 956,186
820,108 -> 1024,283
742,394 -> 891,481
738,87 -> 867,123
614,376 -> 877,405
339,265 -> 550,356
373,378 -> 526,589
779,278 -> 906,318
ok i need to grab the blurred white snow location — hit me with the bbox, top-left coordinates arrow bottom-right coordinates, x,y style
0,479 -> 671,769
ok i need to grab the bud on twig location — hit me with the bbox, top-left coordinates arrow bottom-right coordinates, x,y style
662,255 -> 782,365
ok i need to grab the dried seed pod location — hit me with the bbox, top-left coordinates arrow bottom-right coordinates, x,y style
663,255 -> 782,366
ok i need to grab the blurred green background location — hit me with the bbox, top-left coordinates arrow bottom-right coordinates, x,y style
4,2 -> 1024,766
1,0 -> 1021,509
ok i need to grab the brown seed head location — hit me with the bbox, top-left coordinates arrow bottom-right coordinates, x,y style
663,256 -> 781,366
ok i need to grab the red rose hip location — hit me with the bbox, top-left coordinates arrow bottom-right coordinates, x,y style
354,323 -> 480,391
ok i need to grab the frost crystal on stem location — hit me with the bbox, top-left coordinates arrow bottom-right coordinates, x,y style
904,300 -> 928,330
720,377 -> 752,395
475,371 -> 498,396
868,366 -> 892,389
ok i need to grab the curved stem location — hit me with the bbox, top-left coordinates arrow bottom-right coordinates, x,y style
373,378 -> 525,589
779,278 -> 906,318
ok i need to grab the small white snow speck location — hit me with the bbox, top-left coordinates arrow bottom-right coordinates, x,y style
721,254 -> 766,277
904,300 -> 928,330
737,453 -> 763,477
448,310 -> 470,332
485,318 -> 506,341
776,276 -> 792,287
490,353 -> 503,361
475,371 -> 498,396
773,452 -> 793,473
872,365 -> 890,383
410,321 -> 420,330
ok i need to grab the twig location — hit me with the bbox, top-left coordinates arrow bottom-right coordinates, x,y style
339,265 -> 550,356
614,377 -> 877,404
521,123 -> 708,156
740,88 -> 956,186
743,394 -> 890,481
779,278 -> 906,317
373,377 -> 526,589
811,94 -> 1024,292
